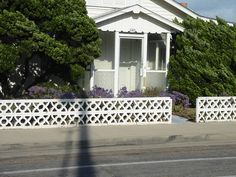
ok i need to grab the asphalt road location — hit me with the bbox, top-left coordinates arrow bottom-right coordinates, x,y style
1,144 -> 236,177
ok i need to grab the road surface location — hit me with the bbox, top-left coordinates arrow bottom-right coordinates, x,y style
1,144 -> 236,177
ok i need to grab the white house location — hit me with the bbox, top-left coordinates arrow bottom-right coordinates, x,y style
81,0 -> 228,95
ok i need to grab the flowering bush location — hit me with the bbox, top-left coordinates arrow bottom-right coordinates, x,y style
28,86 -> 79,99
27,84 -> 90,99
28,86 -> 47,96
118,87 -> 142,98
60,92 -> 77,99
88,86 -> 114,98
160,91 -> 191,109
47,88 -> 62,98
27,85 -> 163,99
28,86 -> 53,99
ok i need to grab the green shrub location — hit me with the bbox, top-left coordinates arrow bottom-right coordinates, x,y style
0,0 -> 101,98
169,17 -> 236,104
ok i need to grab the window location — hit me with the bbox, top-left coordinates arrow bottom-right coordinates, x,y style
147,40 -> 166,71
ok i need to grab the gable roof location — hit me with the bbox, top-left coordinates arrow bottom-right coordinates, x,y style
163,0 -> 235,25
94,4 -> 184,32
163,0 -> 198,18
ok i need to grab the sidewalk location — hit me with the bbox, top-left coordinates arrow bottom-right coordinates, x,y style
1,122 -> 236,158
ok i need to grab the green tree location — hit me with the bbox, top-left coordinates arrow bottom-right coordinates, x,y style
168,17 -> 236,104
0,0 -> 101,98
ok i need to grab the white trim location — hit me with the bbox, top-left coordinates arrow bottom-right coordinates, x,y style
163,0 -> 198,19
94,69 -> 115,72
142,33 -> 148,89
165,32 -> 171,89
114,31 -> 120,96
115,32 -> 147,92
90,63 -> 95,90
165,33 -> 171,70
119,33 -> 146,39
146,70 -> 167,73
94,4 -> 184,32
155,42 -> 159,70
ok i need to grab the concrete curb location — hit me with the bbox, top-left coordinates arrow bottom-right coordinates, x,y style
1,122 -> 236,158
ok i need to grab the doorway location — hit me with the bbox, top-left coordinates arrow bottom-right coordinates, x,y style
119,38 -> 142,91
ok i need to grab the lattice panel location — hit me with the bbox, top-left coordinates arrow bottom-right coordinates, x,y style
0,97 -> 172,129
196,97 -> 236,123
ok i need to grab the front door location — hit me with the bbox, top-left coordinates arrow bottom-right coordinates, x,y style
119,38 -> 142,91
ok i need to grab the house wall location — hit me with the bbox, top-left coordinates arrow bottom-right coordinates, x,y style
141,0 -> 187,22
146,72 -> 166,89
93,31 -> 115,90
86,0 -> 187,21
94,31 -> 115,70
97,13 -> 171,33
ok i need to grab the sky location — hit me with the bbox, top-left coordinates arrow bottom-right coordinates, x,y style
176,0 -> 236,22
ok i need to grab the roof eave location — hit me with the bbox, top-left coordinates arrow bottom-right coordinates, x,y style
95,4 -> 184,32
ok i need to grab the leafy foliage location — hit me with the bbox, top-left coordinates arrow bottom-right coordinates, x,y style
169,17 -> 236,104
0,0 -> 101,98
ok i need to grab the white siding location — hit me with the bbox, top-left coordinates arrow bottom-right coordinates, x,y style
94,70 -> 115,90
146,72 -> 166,89
140,0 -> 186,21
97,13 -> 170,33
86,0 -> 137,7
87,6 -> 116,18
86,0 -> 187,21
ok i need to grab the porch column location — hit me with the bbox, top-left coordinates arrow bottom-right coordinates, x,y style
142,33 -> 148,90
89,62 -> 94,90
165,32 -> 171,89
114,31 -> 120,96
155,42 -> 160,70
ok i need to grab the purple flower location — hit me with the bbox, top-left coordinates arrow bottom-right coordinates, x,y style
48,88 -> 62,98
28,86 -> 47,96
160,91 -> 191,108
60,92 -> 77,99
88,86 -> 114,98
28,86 -> 63,99
118,87 -> 143,98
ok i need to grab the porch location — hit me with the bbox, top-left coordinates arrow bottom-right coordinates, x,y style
88,31 -> 171,95
80,5 -> 183,95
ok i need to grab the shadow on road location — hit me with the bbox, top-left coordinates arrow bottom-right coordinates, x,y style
59,129 -> 73,177
59,126 -> 96,177
77,126 -> 96,177
58,99 -> 96,177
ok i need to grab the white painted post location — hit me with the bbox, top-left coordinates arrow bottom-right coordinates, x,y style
155,42 -> 160,70
196,97 -> 200,123
165,32 -> 171,89
142,33 -> 148,90
89,62 -> 95,90
114,31 -> 120,96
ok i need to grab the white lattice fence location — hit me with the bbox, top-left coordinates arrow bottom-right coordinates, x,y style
196,97 -> 236,123
0,97 -> 172,129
